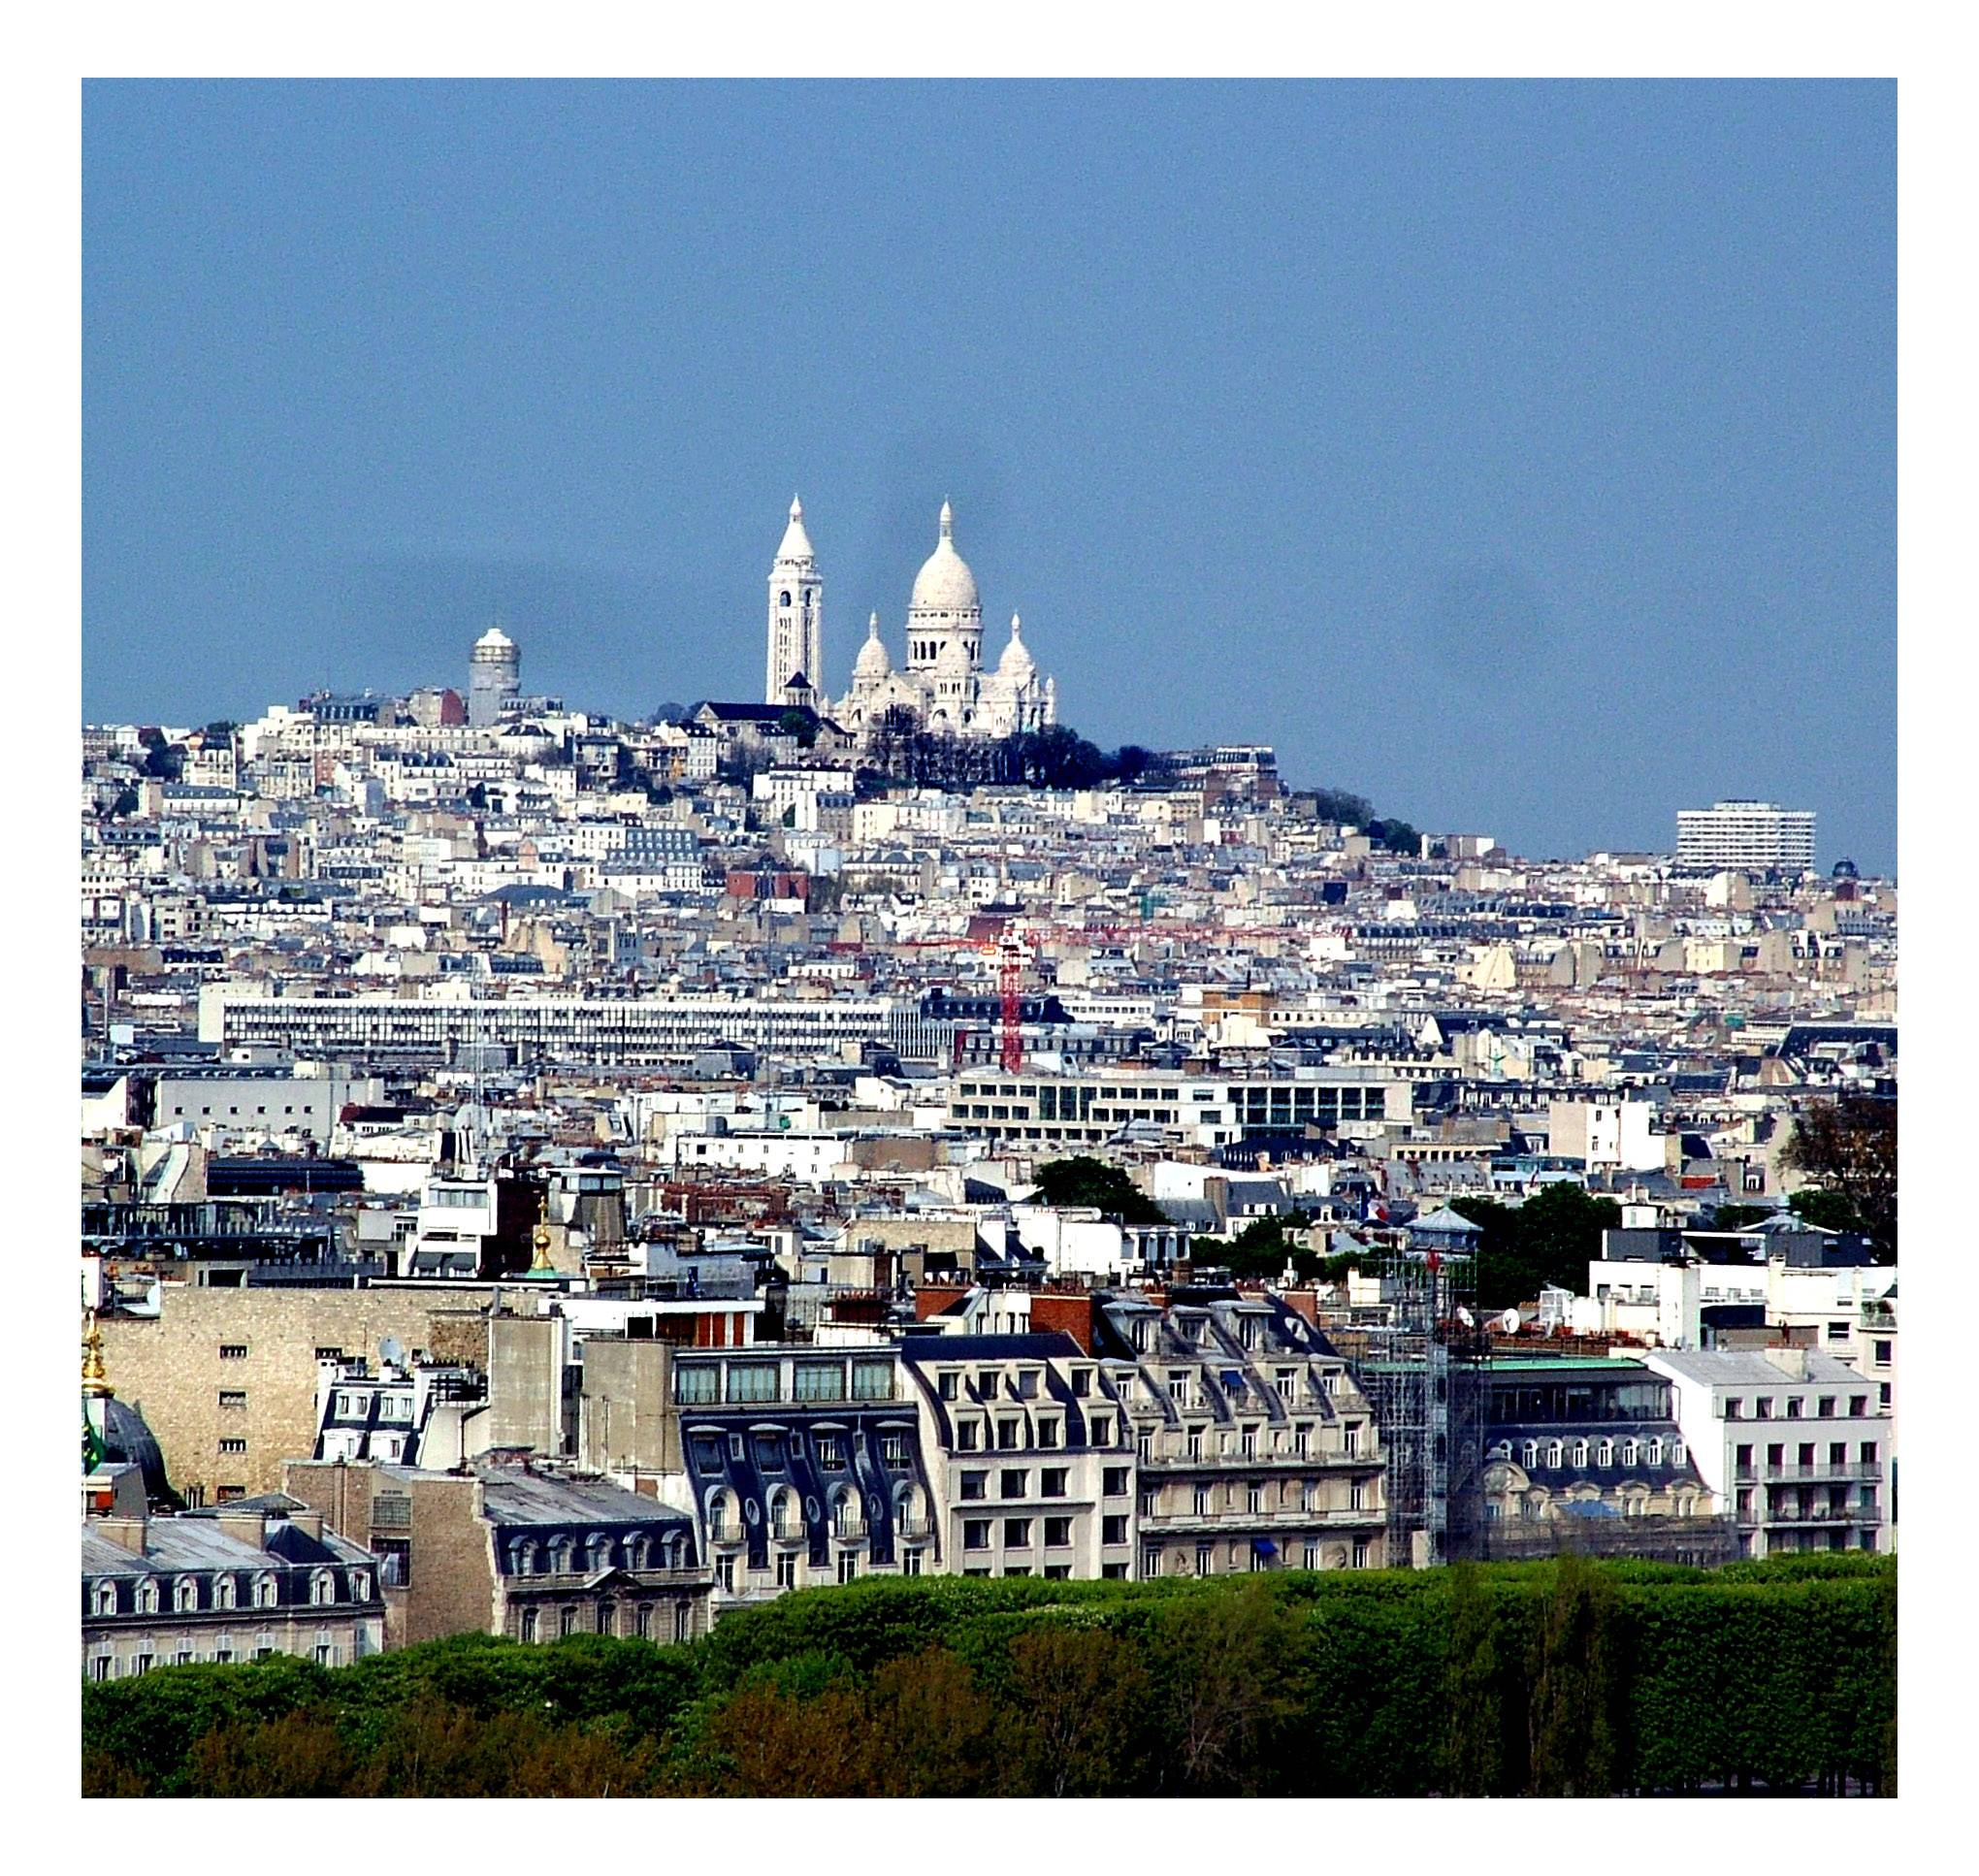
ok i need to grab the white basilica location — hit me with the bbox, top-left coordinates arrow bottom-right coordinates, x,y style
763,496 -> 1056,741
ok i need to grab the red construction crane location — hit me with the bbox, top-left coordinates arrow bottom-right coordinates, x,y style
998,936 -> 1024,1073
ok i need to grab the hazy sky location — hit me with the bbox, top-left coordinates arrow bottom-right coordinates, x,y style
82,80 -> 1896,868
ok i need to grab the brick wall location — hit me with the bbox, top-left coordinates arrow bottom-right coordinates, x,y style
100,1285 -> 493,1501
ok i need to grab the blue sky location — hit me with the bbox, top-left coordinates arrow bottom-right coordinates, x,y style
82,80 -> 1896,867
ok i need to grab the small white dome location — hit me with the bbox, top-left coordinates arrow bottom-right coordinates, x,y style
935,634 -> 970,671
908,500 -> 980,616
996,612 -> 1035,677
474,626 -> 515,652
854,612 -> 892,680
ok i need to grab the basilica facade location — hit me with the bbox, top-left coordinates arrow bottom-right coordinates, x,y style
764,497 -> 1056,741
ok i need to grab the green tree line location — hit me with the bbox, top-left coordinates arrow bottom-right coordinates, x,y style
82,1556 -> 1894,1798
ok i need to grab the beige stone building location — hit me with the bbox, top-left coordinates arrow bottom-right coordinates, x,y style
98,1283 -> 496,1503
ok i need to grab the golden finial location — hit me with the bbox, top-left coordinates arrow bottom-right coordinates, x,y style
82,1307 -> 113,1397
529,1183 -> 556,1276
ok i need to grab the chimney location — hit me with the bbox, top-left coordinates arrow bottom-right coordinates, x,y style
217,1510 -> 270,1551
287,1509 -> 325,1542
1762,1346 -> 1809,1381
96,1514 -> 148,1555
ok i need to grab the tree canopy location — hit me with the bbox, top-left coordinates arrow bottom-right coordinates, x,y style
1450,1182 -> 1624,1312
1781,1096 -> 1896,1258
1029,1155 -> 1169,1225
82,1559 -> 1897,1798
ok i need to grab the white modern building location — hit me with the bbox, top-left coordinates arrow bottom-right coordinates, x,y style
1676,800 -> 1817,873
1644,1346 -> 1888,1558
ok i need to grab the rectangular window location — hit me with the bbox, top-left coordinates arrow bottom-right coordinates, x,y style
1102,1466 -> 1128,1498
1850,1397 -> 1868,1417
793,1362 -> 845,1402
903,1548 -> 924,1576
775,1553 -> 795,1589
996,1418 -> 1021,1450
725,1362 -> 779,1404
1004,1518 -> 1033,1548
1787,1396 -> 1803,1418
837,1553 -> 858,1585
814,1434 -> 844,1469
715,1558 -> 734,1592
1817,1396 -> 1835,1417
219,1343 -> 248,1360
1102,1514 -> 1128,1545
218,1438 -> 247,1455
1041,1468 -> 1068,1498
1036,1417 -> 1060,1449
960,1471 -> 988,1502
1044,1516 -> 1073,1548
1351,1539 -> 1371,1569
963,1519 -> 991,1551
938,1372 -> 958,1401
1001,1469 -> 1029,1499
1044,1564 -> 1071,1580
1724,1398 -> 1742,1420
1873,1341 -> 1893,1367
957,1419 -> 981,1452
673,1365 -> 719,1405
218,1391 -> 246,1410
851,1359 -> 893,1401
1102,1562 -> 1128,1579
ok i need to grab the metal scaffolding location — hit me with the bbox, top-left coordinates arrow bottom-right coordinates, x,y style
1344,1245 -> 1488,1568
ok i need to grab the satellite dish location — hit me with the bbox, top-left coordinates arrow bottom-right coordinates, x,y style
1498,1308 -> 1522,1335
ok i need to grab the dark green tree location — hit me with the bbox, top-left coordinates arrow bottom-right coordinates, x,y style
1527,1554 -> 1619,1796
1783,1097 -> 1896,1256
1030,1155 -> 1169,1224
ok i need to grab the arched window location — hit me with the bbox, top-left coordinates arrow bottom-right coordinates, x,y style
1620,1439 -> 1638,1469
136,1578 -> 159,1614
1521,1440 -> 1539,1469
1647,1439 -> 1665,1468
350,1570 -> 370,1601
1597,1439 -> 1614,1468
1545,1441 -> 1563,1470
311,1570 -> 336,1606
175,1577 -> 199,1612
1572,1440 -> 1588,1469
514,1541 -> 536,1576
780,591 -> 792,607
253,1574 -> 277,1609
93,1581 -> 115,1617
214,1576 -> 236,1610
1671,1440 -> 1686,1468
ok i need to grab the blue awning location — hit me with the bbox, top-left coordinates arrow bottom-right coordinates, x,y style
1253,1538 -> 1279,1556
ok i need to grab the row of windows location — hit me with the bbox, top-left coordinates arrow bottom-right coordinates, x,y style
1498,1438 -> 1684,1472
88,1569 -> 367,1616
674,1358 -> 894,1405
88,1636 -> 321,1678
518,1600 -> 697,1643
1147,1538 -> 1373,1573
963,1514 -> 1126,1549
1724,1394 -> 1869,1420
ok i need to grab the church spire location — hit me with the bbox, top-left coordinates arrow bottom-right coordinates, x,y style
939,498 -> 953,542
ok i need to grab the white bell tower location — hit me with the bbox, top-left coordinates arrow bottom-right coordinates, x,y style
765,495 -> 823,704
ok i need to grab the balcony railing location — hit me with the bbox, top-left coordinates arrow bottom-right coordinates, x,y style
1735,1463 -> 1882,1484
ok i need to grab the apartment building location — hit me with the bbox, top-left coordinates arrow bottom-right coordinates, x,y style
83,1503 -> 385,1681
1676,800 -> 1817,873
899,1332 -> 1136,1581
1093,1290 -> 1389,1575
282,1454 -> 711,1649
1645,1347 -> 1887,1557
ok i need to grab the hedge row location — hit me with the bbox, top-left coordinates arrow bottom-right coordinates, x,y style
81,1553 -> 1895,1797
